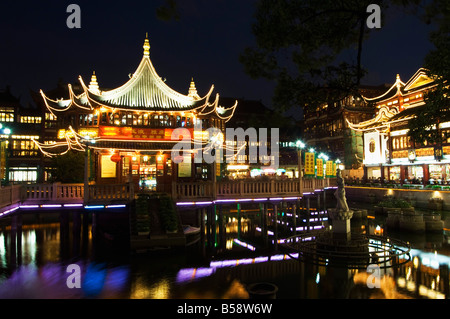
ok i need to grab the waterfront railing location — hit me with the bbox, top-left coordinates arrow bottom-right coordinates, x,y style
0,178 -> 336,209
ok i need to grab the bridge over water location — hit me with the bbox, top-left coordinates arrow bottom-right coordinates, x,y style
0,178 -> 336,216
0,178 -> 336,252
0,178 -> 337,255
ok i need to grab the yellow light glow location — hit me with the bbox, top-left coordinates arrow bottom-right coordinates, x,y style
193,130 -> 209,141
58,129 -> 74,139
413,256 -> 419,269
227,164 -> 249,170
433,191 -> 442,199
79,128 -> 98,138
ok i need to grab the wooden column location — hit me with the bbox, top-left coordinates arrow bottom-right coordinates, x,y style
423,164 -> 430,185
273,203 -> 278,251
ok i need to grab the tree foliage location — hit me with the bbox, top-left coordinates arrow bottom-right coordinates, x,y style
240,0 -> 392,111
156,0 -> 180,21
408,0 -> 450,145
52,150 -> 84,183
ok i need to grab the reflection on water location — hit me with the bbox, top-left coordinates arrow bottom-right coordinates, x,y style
0,262 -> 130,298
0,209 -> 449,299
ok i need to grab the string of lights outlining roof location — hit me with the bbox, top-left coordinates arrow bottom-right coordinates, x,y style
39,34 -> 237,121
347,68 -> 440,133
33,125 -> 246,159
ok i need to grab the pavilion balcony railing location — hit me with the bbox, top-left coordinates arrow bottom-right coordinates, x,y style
173,178 -> 335,200
87,183 -> 133,202
173,181 -> 214,199
24,183 -> 84,202
0,184 -> 23,208
0,183 -> 133,208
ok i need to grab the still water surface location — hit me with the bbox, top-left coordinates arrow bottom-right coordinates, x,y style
0,208 -> 449,299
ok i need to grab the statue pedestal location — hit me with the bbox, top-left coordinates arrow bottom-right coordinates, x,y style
328,209 -> 353,241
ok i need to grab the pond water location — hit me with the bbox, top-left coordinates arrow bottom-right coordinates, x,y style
0,203 -> 449,300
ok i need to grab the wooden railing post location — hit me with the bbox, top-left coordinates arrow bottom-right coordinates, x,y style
239,180 -> 244,197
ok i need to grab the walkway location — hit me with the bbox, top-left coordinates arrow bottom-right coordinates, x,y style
0,178 -> 336,217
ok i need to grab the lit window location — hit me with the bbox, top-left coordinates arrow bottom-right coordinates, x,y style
369,139 -> 376,153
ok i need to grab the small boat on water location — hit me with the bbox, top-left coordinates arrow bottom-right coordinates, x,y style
183,225 -> 200,246
183,225 -> 200,235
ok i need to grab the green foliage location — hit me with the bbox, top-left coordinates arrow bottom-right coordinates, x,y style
378,198 -> 411,208
407,0 -> 450,146
408,84 -> 450,146
156,0 -> 180,21
149,193 -> 178,232
240,0 -> 389,111
135,194 -> 150,233
52,150 -> 84,183
136,194 -> 149,215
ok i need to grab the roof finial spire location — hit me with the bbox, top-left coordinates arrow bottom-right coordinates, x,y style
143,33 -> 150,57
188,77 -> 200,99
89,71 -> 100,94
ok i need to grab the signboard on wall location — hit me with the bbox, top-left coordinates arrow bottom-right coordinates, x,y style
316,158 -> 324,178
0,141 -> 6,180
178,155 -> 192,177
304,152 -> 315,177
326,160 -> 334,177
101,155 -> 116,178
99,126 -> 194,140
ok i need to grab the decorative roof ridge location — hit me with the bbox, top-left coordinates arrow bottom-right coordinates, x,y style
403,68 -> 438,92
346,105 -> 397,132
361,75 -> 405,102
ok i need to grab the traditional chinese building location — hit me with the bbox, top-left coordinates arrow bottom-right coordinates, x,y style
34,35 -> 238,192
347,68 -> 447,184
302,85 -> 388,178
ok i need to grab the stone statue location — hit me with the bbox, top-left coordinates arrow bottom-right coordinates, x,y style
335,169 -> 350,212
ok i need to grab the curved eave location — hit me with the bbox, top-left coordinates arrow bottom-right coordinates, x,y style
68,84 -> 93,111
362,80 -> 405,103
40,84 -> 92,115
81,75 -> 216,114
215,99 -> 238,123
39,90 -> 73,114
80,56 -> 209,111
347,105 -> 398,132
346,118 -> 388,132
195,93 -> 236,121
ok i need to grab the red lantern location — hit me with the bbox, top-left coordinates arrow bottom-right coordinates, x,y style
110,153 -> 121,163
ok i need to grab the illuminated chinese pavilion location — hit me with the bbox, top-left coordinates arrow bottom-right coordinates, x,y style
347,68 -> 450,183
34,35 -> 238,191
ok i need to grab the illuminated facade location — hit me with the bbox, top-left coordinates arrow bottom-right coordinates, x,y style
302,85 -> 388,175
35,36 -> 238,191
222,98 -> 283,178
348,68 -> 448,183
0,87 -> 45,184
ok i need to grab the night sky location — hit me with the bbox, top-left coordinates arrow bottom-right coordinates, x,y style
0,0 -> 436,113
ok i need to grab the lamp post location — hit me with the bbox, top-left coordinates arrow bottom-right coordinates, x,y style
296,140 -> 305,195
0,125 -> 11,185
319,153 -> 329,187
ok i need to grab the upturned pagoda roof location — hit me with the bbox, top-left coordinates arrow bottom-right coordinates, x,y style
347,68 -> 438,133
40,35 -> 237,121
